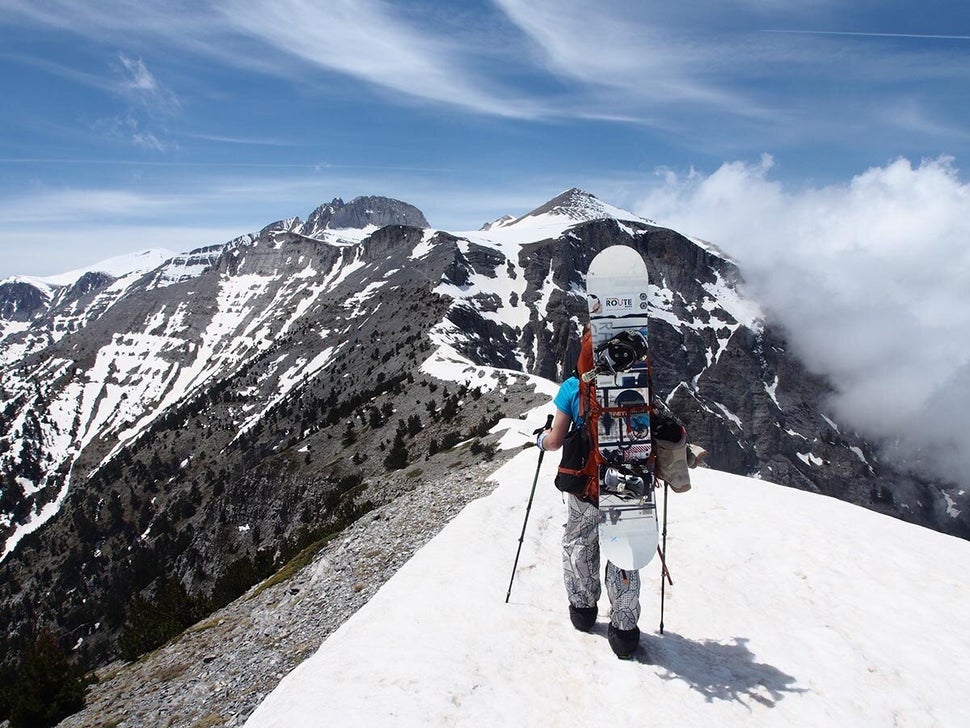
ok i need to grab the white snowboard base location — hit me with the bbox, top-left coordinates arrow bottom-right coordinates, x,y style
598,492 -> 659,571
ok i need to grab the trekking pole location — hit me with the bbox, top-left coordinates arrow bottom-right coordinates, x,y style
505,414 -> 554,604
656,546 -> 673,585
659,479 -> 670,633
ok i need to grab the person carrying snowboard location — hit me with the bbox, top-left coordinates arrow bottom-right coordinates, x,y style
536,329 -> 694,658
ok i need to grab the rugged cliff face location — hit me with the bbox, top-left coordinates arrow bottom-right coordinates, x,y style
0,190 -> 962,671
302,195 -> 430,234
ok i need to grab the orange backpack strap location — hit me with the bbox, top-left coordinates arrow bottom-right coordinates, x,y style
576,330 -> 602,504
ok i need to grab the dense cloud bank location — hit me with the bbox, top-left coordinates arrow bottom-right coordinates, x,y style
638,155 -> 970,485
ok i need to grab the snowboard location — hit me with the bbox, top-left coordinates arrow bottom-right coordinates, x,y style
585,245 -> 658,571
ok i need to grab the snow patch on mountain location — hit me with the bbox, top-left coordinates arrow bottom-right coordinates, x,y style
433,242 -> 531,330
453,189 -> 645,253
701,269 -> 763,331
313,226 -> 381,247
0,276 -> 56,298
480,214 -> 516,231
0,475 -> 74,561
421,343 -> 553,398
230,344 -> 342,445
150,248 -> 226,288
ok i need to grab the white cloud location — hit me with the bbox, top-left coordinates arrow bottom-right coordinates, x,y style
1,0 -> 550,118
637,155 -> 970,483
90,114 -> 177,152
0,186 -> 189,224
118,54 -> 160,94
130,131 -> 170,152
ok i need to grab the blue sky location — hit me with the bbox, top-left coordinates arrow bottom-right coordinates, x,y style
2,0 -> 969,279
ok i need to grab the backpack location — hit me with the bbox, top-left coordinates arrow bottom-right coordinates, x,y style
558,329 -> 692,502
554,423 -> 595,496
554,332 -> 602,503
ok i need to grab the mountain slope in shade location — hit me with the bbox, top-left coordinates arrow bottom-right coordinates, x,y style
247,407 -> 970,727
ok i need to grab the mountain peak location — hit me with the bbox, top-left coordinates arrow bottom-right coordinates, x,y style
479,214 -> 516,232
514,188 -> 645,226
301,195 -> 429,236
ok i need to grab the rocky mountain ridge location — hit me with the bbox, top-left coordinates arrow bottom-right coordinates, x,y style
0,190 -> 964,700
57,451 -> 514,728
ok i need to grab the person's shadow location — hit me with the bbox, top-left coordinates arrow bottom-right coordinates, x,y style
636,632 -> 807,708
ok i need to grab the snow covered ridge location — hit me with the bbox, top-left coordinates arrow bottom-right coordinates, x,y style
246,426 -> 970,727
36,248 -> 177,287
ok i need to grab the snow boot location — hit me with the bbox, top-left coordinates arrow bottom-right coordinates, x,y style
569,605 -> 598,632
607,623 -> 640,659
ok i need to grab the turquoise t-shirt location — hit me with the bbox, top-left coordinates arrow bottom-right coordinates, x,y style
553,376 -> 582,425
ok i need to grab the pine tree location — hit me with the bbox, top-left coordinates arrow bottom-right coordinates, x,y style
384,429 -> 408,471
3,630 -> 88,727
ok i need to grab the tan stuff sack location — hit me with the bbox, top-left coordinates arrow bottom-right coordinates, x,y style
652,411 -> 707,493
655,425 -> 691,492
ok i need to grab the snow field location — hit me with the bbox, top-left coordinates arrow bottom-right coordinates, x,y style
247,407 -> 970,727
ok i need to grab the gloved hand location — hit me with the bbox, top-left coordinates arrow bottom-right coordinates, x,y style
536,430 -> 550,451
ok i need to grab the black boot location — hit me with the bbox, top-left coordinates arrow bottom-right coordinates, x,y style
607,623 -> 640,659
569,605 -> 598,632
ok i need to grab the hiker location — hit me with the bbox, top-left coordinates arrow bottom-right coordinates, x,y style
536,332 -> 695,658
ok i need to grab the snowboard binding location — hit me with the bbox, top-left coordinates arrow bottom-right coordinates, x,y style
602,466 -> 649,499
584,330 -> 649,381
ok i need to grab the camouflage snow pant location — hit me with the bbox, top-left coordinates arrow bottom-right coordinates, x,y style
562,494 -> 641,630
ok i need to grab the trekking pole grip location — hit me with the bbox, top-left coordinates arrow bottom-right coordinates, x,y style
533,413 -> 554,437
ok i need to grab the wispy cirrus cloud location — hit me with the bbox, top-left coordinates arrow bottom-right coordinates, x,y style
0,0 -> 548,119
95,54 -> 180,150
115,53 -> 181,115
184,132 -> 297,147
492,0 -> 759,114
90,114 -> 177,152
0,185 -> 195,224
491,0 -> 970,148
214,0 -> 547,118
764,29 -> 970,41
